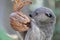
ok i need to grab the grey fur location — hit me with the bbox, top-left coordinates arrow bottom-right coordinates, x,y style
25,19 -> 46,40
26,7 -> 56,40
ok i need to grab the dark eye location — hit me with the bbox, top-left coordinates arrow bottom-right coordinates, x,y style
29,14 -> 32,17
45,13 -> 52,18
35,12 -> 38,15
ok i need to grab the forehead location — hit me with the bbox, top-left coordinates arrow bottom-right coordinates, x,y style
34,7 -> 52,13
33,7 -> 56,18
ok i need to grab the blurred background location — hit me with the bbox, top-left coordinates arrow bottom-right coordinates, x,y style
0,0 -> 60,40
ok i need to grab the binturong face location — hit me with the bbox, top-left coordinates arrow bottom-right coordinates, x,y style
29,7 -> 56,24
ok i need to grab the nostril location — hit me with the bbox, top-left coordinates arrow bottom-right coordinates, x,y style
29,14 -> 32,17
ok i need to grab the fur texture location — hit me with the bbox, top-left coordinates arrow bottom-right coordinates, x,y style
28,7 -> 56,40
18,7 -> 56,40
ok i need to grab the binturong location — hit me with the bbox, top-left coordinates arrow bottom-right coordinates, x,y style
27,7 -> 56,40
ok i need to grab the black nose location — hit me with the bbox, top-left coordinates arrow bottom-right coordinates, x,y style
29,14 -> 32,17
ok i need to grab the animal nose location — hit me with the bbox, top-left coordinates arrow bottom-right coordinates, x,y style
29,14 -> 32,17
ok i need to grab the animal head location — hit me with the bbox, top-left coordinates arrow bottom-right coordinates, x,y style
29,7 -> 56,25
